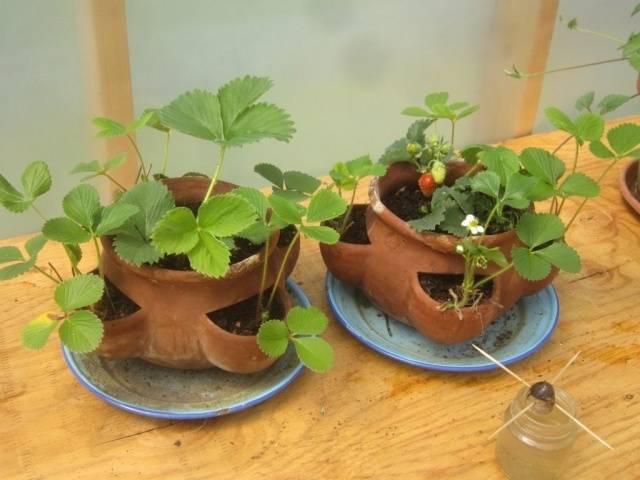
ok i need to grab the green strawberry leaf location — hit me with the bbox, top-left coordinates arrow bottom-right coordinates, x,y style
480,146 -> 520,185
515,213 -> 565,249
299,225 -> 340,244
589,140 -> 615,159
152,207 -> 199,254
424,92 -> 449,108
54,274 -> 104,312
598,94 -> 631,115
257,319 -> 289,357
511,246 -> 552,281
575,91 -> 595,111
544,107 -> 575,134
224,103 -> 295,147
22,313 -> 58,350
254,163 -> 284,188
59,310 -> 104,353
293,337 -> 333,372
409,202 -> 446,232
537,241 -> 581,273
574,113 -> 604,143
471,171 -> 500,199
42,217 -> 91,244
198,194 -> 256,237
21,161 -> 52,200
233,186 -> 269,221
62,184 -> 101,231
188,232 -> 231,278
379,138 -> 410,164
113,233 -> 162,266
286,306 -> 328,335
95,203 -> 139,236
402,106 -> 430,117
558,173 -> 600,198
269,195 -> 302,225
160,89 -> 223,141
606,123 -> 640,157
218,75 -> 273,133
0,175 -> 29,212
0,246 -> 24,264
306,189 -> 347,223
406,119 -> 434,145
284,171 -> 321,194
519,147 -> 565,186
92,117 -> 127,138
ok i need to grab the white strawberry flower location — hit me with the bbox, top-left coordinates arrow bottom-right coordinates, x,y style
461,214 -> 485,235
455,244 -> 464,254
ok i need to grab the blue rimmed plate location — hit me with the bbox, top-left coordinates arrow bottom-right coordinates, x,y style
62,279 -> 308,420
326,273 -> 559,372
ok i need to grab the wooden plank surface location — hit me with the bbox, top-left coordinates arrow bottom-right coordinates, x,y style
1,118 -> 639,479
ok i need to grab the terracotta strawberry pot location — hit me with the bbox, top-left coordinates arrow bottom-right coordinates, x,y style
321,162 -> 556,344
96,177 -> 300,372
620,159 -> 640,215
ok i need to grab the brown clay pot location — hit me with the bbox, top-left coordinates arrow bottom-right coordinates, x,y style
96,176 -> 300,372
620,159 -> 640,215
321,162 -> 556,345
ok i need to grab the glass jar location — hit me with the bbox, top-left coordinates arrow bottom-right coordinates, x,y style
496,386 -> 578,480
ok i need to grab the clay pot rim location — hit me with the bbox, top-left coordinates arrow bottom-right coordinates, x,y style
619,159 -> 640,215
368,162 -> 518,251
100,230 -> 279,284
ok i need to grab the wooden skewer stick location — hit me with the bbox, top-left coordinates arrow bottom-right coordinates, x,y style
555,404 -> 614,450
472,344 -> 531,387
552,351 -> 581,384
489,403 -> 533,439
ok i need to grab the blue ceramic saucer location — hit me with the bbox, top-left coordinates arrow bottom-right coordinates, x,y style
326,273 -> 559,372
62,279 -> 308,420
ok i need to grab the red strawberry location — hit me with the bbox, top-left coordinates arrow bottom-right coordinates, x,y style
418,172 -> 437,197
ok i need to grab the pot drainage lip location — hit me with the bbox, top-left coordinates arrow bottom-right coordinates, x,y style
61,279 -> 308,420
325,273 -> 559,373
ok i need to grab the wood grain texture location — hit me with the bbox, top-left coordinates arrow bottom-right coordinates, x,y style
1,118 -> 639,479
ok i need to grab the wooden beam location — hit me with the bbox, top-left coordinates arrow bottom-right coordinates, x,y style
477,0 -> 559,142
76,0 -> 137,191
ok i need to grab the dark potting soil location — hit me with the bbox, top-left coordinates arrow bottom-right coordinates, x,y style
93,276 -> 140,321
277,225 -> 298,248
207,287 -> 286,336
418,272 -> 493,306
382,185 -> 427,222
383,184 -> 523,235
325,204 -> 370,244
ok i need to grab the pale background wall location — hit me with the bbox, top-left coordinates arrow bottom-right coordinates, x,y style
0,0 -> 637,238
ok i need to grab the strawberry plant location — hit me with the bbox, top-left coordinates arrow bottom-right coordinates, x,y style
505,2 -> 640,192
376,89 -> 640,312
0,75 -> 337,372
329,155 -> 386,234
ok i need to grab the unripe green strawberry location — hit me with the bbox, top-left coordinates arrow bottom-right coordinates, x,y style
406,142 -> 421,155
431,161 -> 446,184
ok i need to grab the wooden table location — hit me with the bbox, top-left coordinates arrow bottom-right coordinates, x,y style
2,118 -> 639,479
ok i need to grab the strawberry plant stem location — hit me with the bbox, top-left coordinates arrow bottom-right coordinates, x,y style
104,173 -> 127,191
161,130 -> 171,175
474,262 -> 514,289
256,234 -> 271,320
517,57 -> 626,79
203,145 -> 226,202
266,230 -> 300,311
33,265 -> 61,284
339,183 -> 359,235
92,236 -> 103,278
126,134 -> 147,180
552,135 -> 574,155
